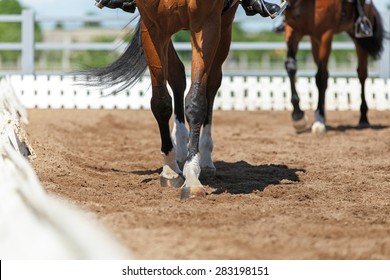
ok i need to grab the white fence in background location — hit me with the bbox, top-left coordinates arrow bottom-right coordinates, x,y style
8,75 -> 390,111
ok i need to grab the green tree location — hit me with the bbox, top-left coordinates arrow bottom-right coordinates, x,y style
71,35 -> 120,69
0,0 -> 43,66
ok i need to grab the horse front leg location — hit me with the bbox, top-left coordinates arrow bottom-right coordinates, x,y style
181,81 -> 208,199
285,26 -> 306,132
151,85 -> 184,188
181,23 -> 221,200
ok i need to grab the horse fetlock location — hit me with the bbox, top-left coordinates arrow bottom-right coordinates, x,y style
162,151 -> 182,174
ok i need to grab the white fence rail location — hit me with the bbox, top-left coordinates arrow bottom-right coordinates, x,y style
0,10 -> 389,77
8,75 -> 390,111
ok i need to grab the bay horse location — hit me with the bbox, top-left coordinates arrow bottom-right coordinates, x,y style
84,0 -> 240,200
283,0 -> 387,133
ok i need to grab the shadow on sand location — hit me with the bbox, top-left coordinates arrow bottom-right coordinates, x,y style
203,161 -> 304,195
100,161 -> 305,195
297,123 -> 388,134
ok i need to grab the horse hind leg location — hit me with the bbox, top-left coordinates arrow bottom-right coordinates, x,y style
354,41 -> 370,128
152,87 -> 184,188
141,23 -> 184,189
285,26 -> 307,132
167,41 -> 189,169
198,83 -> 218,178
199,4 -> 238,179
199,23 -> 234,177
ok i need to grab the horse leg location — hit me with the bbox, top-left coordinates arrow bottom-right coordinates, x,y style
353,40 -> 370,128
310,31 -> 333,134
167,41 -> 189,169
181,19 -> 222,200
199,91 -> 216,177
200,5 -> 237,177
285,25 -> 306,132
141,21 -> 184,188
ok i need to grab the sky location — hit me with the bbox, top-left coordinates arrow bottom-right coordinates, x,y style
19,0 -> 118,17
20,0 -> 389,17
18,0 -> 390,31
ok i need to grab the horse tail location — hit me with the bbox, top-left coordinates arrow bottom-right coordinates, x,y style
354,6 -> 389,60
77,18 -> 147,93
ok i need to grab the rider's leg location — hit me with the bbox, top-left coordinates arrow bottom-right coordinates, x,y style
95,0 -> 136,13
355,0 -> 373,37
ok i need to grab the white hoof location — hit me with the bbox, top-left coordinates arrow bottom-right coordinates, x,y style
311,121 -> 326,134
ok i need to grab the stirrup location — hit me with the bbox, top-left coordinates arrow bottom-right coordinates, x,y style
270,0 -> 288,19
354,16 -> 373,38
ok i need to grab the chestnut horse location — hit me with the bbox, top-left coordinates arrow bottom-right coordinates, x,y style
84,0 -> 240,200
284,0 -> 387,133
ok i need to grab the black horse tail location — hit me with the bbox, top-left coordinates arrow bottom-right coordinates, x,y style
354,6 -> 390,60
77,19 -> 147,93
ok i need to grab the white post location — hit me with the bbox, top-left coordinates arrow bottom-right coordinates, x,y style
21,10 -> 35,74
379,11 -> 390,79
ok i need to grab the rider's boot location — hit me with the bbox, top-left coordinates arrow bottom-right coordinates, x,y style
241,0 -> 288,18
355,16 -> 373,38
354,0 -> 373,38
95,0 -> 136,13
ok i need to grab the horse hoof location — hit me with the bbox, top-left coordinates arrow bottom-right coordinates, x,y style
358,122 -> 370,129
160,175 -> 184,188
311,121 -> 326,134
293,115 -> 308,132
201,166 -> 216,177
180,186 -> 206,200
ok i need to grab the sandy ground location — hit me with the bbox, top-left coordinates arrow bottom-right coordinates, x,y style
27,109 -> 390,259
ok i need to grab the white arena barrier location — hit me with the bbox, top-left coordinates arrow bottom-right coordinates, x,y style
0,144 -> 130,259
8,75 -> 390,111
0,77 -> 35,159
0,77 -> 130,259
